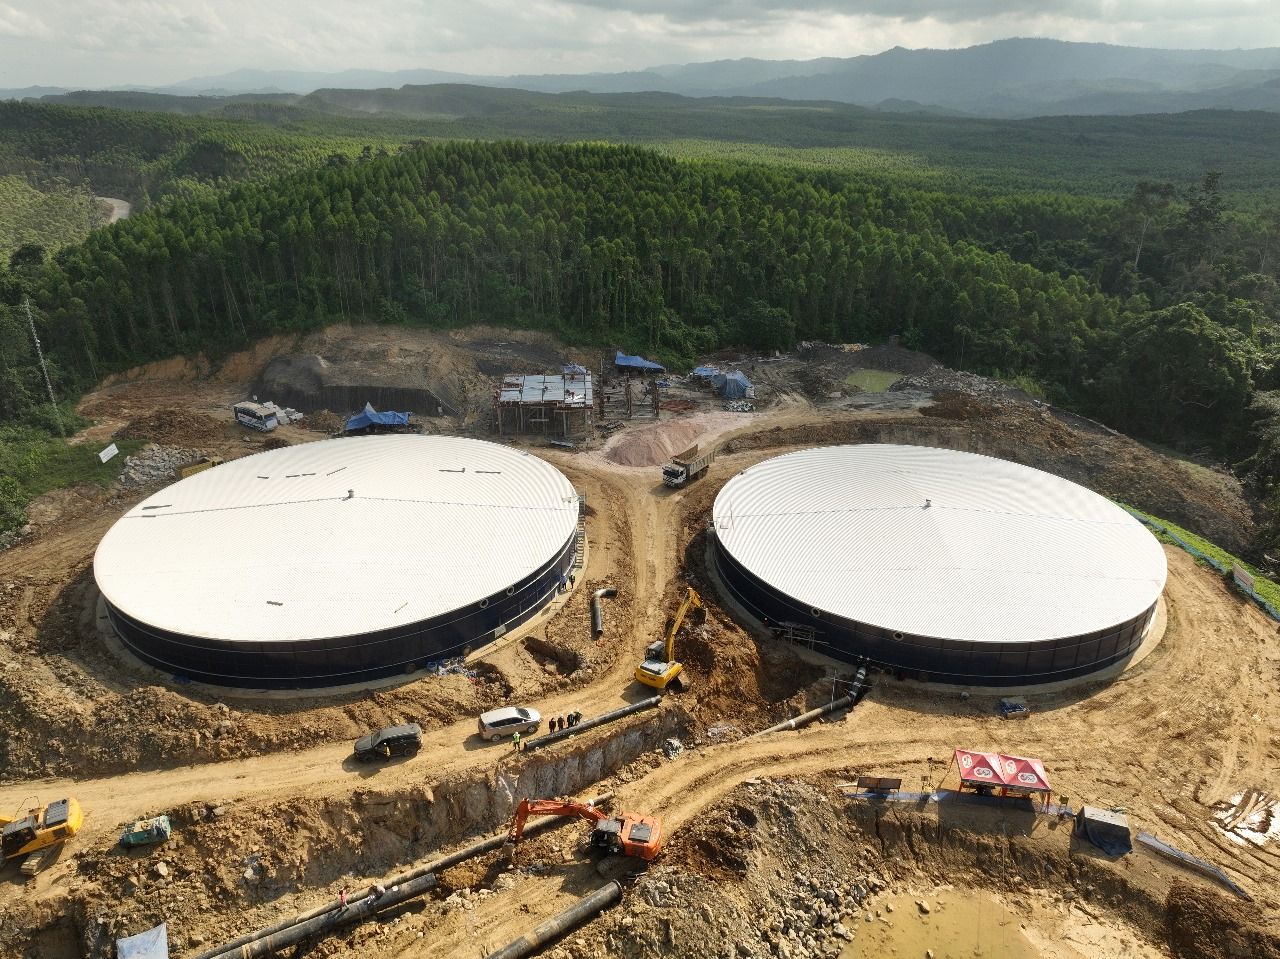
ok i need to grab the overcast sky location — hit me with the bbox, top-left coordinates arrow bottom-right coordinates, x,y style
2,0 -> 1279,88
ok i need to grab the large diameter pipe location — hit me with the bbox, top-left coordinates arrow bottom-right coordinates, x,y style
753,668 -> 870,738
237,871 -> 440,959
753,695 -> 853,738
522,696 -> 661,753
751,666 -> 868,739
192,792 -> 614,959
484,881 -> 623,959
590,587 -> 617,637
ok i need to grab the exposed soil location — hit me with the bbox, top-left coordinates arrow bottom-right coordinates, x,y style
0,326 -> 1277,959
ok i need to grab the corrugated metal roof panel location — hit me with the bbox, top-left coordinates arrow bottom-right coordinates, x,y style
94,436 -> 579,644
713,444 -> 1167,643
498,373 -> 593,407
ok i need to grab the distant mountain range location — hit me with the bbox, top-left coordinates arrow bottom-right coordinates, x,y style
6,38 -> 1280,118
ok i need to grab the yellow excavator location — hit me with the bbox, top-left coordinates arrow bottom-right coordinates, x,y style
2,797 -> 83,877
635,586 -> 702,692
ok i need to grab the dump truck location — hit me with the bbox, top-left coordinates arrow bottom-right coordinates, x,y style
2,797 -> 82,877
661,445 -> 714,488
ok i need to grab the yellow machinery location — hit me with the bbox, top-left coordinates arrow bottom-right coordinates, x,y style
635,586 -> 702,692
2,797 -> 83,877
180,456 -> 224,479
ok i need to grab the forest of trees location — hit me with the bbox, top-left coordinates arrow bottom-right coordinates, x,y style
2,104 -> 1280,546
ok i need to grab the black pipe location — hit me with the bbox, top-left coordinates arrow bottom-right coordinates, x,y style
193,792 -> 614,959
751,666 -> 869,738
590,587 -> 617,637
241,871 -> 439,959
484,881 -> 623,959
522,696 -> 661,752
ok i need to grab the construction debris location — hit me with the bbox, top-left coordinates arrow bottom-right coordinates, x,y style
118,446 -> 205,487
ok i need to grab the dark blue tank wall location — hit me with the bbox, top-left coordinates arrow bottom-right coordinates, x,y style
714,536 -> 1155,687
107,532 -> 578,689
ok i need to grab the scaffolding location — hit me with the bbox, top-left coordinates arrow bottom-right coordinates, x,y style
495,371 -> 595,437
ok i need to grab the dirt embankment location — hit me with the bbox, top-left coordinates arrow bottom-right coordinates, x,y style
1,710 -> 685,958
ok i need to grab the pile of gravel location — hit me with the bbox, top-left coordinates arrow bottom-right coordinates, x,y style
118,445 -> 203,488
890,367 -> 1011,398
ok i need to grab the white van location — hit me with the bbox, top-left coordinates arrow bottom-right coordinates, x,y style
233,401 -> 278,432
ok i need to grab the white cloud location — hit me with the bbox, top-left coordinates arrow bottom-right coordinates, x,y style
0,2 -> 52,39
0,0 -> 1277,87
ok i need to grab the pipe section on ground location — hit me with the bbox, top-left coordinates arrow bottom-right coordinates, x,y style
751,667 -> 869,738
590,587 -> 617,637
484,881 -> 623,959
192,792 -> 614,959
522,696 -> 661,753
231,871 -> 440,959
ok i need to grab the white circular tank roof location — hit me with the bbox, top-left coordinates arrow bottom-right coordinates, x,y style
94,435 -> 579,643
713,444 -> 1167,643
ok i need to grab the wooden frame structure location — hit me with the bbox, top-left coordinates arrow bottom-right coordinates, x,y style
495,372 -> 595,437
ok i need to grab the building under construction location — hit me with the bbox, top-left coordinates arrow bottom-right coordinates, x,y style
495,369 -> 595,437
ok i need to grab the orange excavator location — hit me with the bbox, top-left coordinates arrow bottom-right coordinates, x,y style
507,798 -> 664,861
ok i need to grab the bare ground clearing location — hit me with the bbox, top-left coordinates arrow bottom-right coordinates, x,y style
0,327 -> 1275,958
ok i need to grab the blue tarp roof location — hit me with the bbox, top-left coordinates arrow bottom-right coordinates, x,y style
692,366 -> 720,377
344,402 -> 410,431
720,370 -> 753,398
614,350 -> 666,373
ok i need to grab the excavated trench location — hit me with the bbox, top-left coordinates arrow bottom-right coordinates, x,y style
3,709 -> 688,959
599,780 -> 1280,959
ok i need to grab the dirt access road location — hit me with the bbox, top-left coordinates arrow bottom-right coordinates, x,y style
1,330 -> 1277,956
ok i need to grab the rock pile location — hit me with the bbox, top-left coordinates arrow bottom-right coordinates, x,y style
889,367 -> 1012,398
117,446 -> 203,488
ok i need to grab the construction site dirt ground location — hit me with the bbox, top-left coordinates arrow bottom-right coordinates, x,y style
1,326 -> 1278,959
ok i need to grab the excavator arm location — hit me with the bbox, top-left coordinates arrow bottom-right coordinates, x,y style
664,587 -> 702,661
507,798 -> 606,843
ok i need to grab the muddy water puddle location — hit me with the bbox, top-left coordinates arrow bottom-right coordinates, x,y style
843,889 -> 1039,959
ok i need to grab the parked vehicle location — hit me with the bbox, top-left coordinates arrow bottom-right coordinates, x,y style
478,706 -> 541,741
232,401 -> 278,432
661,444 -> 714,488
353,723 -> 423,761
999,698 -> 1031,720
120,816 -> 172,848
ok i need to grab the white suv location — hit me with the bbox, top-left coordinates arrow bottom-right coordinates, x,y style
477,706 -> 541,741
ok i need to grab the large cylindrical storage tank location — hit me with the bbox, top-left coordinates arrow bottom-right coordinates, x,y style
94,435 -> 580,688
712,444 -> 1167,686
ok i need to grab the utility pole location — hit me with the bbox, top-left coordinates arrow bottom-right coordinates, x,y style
24,296 -> 64,438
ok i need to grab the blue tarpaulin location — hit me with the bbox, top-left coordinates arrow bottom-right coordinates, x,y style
692,366 -> 720,378
117,924 -> 169,959
614,350 -> 666,373
344,402 -> 410,432
720,370 -> 753,398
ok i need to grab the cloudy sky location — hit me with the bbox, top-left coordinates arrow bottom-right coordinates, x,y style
2,0 -> 1279,88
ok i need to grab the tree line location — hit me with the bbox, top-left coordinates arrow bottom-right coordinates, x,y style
2,138 -> 1279,544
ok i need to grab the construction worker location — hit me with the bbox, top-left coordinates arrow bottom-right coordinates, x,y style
512,731 -> 521,751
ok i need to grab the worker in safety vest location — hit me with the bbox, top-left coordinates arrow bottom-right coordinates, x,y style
512,731 -> 521,751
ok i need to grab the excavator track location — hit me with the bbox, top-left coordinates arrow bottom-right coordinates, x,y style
20,843 -> 60,878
